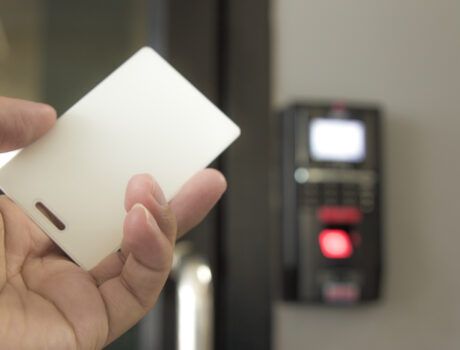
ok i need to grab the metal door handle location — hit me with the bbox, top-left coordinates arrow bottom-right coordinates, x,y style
173,242 -> 214,350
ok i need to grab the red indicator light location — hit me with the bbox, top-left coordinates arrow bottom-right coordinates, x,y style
317,206 -> 363,225
318,229 -> 353,259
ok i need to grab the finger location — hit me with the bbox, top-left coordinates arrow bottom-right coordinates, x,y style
170,168 -> 227,237
90,174 -> 176,285
98,203 -> 174,344
0,96 -> 56,152
124,173 -> 176,243
0,212 -> 6,289
90,169 -> 225,284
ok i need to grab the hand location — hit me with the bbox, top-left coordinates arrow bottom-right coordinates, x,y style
0,97 -> 227,349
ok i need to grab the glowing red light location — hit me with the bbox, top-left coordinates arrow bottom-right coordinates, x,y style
317,206 -> 362,225
318,229 -> 353,259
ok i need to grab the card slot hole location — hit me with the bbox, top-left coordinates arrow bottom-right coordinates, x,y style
35,201 -> 66,231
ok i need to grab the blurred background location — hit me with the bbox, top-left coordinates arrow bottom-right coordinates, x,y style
1,0 -> 460,349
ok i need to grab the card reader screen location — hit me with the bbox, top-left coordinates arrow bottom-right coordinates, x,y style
309,118 -> 366,163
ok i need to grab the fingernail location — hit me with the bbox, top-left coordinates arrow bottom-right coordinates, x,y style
152,182 -> 167,206
133,203 -> 156,228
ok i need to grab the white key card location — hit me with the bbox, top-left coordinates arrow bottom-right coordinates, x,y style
0,47 -> 240,269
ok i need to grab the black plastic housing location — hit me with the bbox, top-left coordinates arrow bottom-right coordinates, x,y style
280,102 -> 383,304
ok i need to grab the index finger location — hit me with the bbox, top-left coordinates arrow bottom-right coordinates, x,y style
169,168 -> 227,237
0,96 -> 57,152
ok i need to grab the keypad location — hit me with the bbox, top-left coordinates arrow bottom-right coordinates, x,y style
297,182 -> 375,211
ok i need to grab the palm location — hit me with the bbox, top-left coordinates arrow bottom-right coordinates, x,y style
0,195 -> 125,349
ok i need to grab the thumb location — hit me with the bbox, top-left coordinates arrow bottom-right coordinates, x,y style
0,212 -> 6,290
0,96 -> 57,152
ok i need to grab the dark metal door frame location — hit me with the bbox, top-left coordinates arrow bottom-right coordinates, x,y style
216,1 -> 272,349
166,1 -> 272,349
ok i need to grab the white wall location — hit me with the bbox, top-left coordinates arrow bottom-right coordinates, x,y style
273,1 -> 460,349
